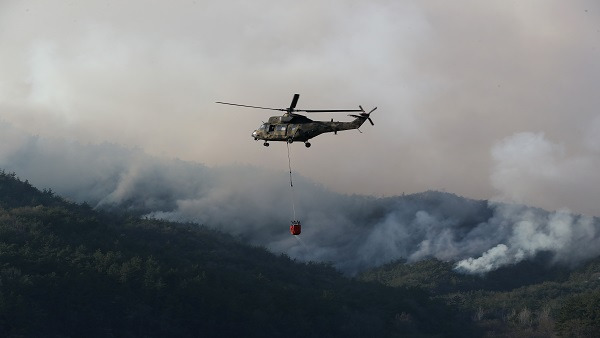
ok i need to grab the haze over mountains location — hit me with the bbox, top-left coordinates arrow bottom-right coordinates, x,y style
2,125 -> 600,276
4,170 -> 475,337
2,2 -> 599,335
2,0 -> 600,217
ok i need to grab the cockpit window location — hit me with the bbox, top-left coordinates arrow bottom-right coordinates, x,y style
258,124 -> 267,130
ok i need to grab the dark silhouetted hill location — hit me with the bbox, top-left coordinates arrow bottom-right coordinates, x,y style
360,256 -> 600,336
0,170 -> 471,337
3,169 -> 600,337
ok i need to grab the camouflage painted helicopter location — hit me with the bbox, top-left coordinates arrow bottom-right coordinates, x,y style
216,94 -> 376,147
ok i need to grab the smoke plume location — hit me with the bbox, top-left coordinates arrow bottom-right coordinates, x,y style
2,125 -> 600,275
2,0 -> 600,216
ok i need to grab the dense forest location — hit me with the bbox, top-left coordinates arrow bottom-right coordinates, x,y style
0,170 -> 468,337
1,169 -> 599,337
360,253 -> 600,336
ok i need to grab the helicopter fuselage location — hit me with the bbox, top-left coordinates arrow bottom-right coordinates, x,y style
251,113 -> 366,145
216,93 -> 375,147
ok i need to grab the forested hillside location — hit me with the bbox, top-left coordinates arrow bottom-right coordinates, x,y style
3,169 -> 600,337
360,257 -> 600,337
0,170 -> 469,337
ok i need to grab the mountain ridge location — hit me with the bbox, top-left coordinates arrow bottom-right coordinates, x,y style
3,133 -> 599,275
0,169 -> 469,337
2,169 -> 600,336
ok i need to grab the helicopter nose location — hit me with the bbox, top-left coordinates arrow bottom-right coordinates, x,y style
252,130 -> 257,138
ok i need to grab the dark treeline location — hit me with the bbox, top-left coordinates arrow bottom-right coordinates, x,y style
360,256 -> 600,337
0,170 -> 470,337
2,169 -> 600,337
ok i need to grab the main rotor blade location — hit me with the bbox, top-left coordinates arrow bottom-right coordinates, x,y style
289,94 -> 300,110
215,101 -> 285,111
300,109 -> 364,113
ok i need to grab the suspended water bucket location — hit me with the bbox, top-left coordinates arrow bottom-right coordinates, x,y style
290,220 -> 301,235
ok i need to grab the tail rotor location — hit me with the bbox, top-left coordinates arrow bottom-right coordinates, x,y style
350,105 -> 377,126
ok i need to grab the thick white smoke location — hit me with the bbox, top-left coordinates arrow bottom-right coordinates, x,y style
3,0 -> 600,214
455,205 -> 600,274
2,125 -> 600,275
450,131 -> 600,274
491,132 -> 600,216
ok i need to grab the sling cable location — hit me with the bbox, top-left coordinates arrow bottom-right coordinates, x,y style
287,142 -> 301,235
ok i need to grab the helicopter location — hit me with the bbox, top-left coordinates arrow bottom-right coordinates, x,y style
216,94 -> 376,147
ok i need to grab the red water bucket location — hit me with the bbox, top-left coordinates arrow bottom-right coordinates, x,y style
290,221 -> 301,235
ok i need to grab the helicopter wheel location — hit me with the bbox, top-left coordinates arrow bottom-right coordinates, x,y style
304,142 -> 311,148
263,142 -> 269,147
287,138 -> 294,144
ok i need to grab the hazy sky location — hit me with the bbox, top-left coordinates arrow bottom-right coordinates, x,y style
1,0 -> 600,216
